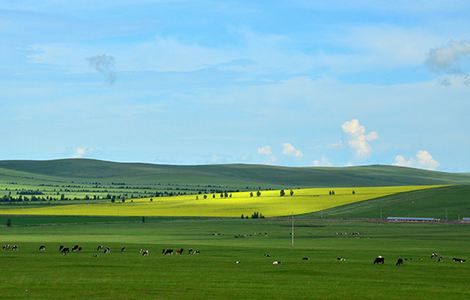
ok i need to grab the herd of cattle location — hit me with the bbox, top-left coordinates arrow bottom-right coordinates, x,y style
371,253 -> 466,266
1,244 -> 466,265
2,244 -> 202,257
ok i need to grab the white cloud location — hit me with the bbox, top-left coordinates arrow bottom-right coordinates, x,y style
427,40 -> 470,86
312,156 -> 331,167
87,54 -> 116,84
257,145 -> 276,164
341,119 -> 378,157
73,147 -> 91,158
282,143 -> 303,158
257,145 -> 272,156
394,150 -> 439,170
427,40 -> 470,70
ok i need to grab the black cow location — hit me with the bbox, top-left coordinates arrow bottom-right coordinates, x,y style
103,247 -> 111,254
302,257 -> 309,261
121,247 -> 126,253
72,245 -> 81,252
39,245 -> 46,252
61,247 -> 70,255
11,245 -> 18,251
59,245 -> 64,252
373,256 -> 385,264
396,258 -> 404,266
453,258 -> 466,263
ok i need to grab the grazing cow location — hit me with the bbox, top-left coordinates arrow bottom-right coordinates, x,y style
302,257 -> 309,261
452,258 -> 466,263
431,252 -> 440,259
272,261 -> 281,265
72,245 -> 80,252
39,245 -> 46,252
59,245 -> 64,252
2,244 -> 10,250
97,245 -> 103,252
11,245 -> 18,251
103,247 -> 111,254
162,249 -> 173,255
61,247 -> 70,255
141,249 -> 149,256
396,258 -> 404,266
235,260 -> 240,264
121,247 -> 126,253
264,253 -> 271,257
373,256 -> 385,264
337,257 -> 346,262
188,248 -> 193,255
176,248 -> 184,255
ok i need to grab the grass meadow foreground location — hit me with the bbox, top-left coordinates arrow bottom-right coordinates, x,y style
1,216 -> 469,299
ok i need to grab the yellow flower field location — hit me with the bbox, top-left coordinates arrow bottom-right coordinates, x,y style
0,185 -> 441,217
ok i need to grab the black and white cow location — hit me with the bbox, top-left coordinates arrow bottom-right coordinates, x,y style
373,256 -> 385,264
162,248 -> 173,255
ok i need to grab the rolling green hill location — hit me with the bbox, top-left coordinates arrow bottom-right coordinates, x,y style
0,158 -> 469,188
305,185 -> 470,220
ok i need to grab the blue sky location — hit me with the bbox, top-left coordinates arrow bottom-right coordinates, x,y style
1,0 -> 470,171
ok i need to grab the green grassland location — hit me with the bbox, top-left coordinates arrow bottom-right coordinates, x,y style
1,160 -> 469,299
1,216 -> 469,299
0,185 -> 440,217
1,159 -> 470,187
307,185 -> 470,220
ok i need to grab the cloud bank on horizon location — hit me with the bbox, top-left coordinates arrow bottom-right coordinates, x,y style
0,0 -> 469,171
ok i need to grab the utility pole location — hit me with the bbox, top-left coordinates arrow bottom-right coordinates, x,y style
291,214 -> 295,248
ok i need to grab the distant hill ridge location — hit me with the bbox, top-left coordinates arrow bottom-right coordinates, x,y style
0,158 -> 469,188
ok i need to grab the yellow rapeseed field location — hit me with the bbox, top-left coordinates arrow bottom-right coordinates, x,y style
0,185 -> 440,217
